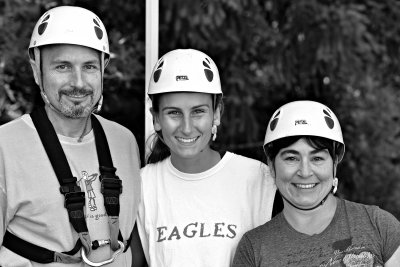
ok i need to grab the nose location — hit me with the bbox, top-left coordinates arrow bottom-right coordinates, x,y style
298,159 -> 313,178
181,115 -> 192,135
71,68 -> 84,88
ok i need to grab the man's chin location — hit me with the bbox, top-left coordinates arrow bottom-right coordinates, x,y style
61,105 -> 92,119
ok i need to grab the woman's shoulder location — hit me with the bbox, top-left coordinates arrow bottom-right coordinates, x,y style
342,199 -> 383,213
341,199 -> 399,225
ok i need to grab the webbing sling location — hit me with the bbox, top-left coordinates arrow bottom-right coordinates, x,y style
3,106 -> 130,263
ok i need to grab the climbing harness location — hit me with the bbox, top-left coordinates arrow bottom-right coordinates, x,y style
3,106 -> 131,265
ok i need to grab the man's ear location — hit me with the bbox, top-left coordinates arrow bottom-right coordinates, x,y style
213,104 -> 221,126
150,107 -> 161,131
30,59 -> 40,86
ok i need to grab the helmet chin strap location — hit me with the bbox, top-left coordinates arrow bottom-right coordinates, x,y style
281,177 -> 339,211
281,189 -> 331,211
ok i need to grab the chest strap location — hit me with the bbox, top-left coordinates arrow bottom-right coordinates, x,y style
3,107 -> 130,263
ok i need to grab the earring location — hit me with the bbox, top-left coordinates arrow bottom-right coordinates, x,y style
211,125 -> 217,141
332,177 -> 339,194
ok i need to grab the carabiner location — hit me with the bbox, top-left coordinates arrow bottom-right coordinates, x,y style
81,240 -> 125,267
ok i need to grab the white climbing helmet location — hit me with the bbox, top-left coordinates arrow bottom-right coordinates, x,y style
148,49 -> 222,95
264,100 -> 345,161
28,6 -> 110,64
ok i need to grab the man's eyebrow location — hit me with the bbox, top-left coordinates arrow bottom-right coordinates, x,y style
50,58 -> 100,64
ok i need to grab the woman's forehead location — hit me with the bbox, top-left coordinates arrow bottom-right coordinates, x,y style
159,92 -> 213,107
280,138 -> 328,153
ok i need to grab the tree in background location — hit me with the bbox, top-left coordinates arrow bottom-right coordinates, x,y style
1,0 -> 399,219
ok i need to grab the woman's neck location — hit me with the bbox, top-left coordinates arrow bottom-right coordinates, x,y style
171,148 -> 221,174
283,195 -> 337,235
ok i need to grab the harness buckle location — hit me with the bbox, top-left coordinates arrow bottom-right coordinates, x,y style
81,240 -> 125,267
59,177 -> 81,195
64,191 -> 86,209
101,178 -> 123,195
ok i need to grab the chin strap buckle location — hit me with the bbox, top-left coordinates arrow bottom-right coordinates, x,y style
81,240 -> 124,267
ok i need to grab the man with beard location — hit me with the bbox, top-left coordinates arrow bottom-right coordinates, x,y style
0,6 -> 142,266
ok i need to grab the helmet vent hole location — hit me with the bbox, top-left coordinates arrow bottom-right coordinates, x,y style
269,110 -> 280,131
325,117 -> 334,129
154,69 -> 162,82
203,59 -> 213,81
153,59 -> 164,82
94,26 -> 103,40
270,118 -> 279,131
42,14 -> 50,22
323,109 -> 334,129
323,109 -> 332,117
93,18 -> 100,27
204,69 -> 213,82
38,22 -> 48,35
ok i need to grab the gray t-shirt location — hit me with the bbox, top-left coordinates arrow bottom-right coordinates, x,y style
233,198 -> 400,267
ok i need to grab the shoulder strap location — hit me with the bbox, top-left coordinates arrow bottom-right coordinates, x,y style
30,107 -> 89,242
91,115 -> 124,251
92,116 -> 121,218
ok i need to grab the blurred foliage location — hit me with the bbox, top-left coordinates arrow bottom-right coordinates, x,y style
0,0 -> 399,219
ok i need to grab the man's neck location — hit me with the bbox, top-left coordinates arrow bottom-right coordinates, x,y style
44,105 -> 92,138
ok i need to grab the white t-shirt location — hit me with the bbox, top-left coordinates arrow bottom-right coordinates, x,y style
0,114 -> 141,267
138,152 -> 276,267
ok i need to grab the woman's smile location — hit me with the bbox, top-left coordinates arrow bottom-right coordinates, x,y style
293,183 -> 318,189
176,136 -> 200,144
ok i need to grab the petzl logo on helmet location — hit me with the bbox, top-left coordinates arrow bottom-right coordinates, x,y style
295,120 -> 308,126
176,75 -> 189,81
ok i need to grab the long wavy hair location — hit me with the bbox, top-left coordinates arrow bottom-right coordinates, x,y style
146,93 -> 223,164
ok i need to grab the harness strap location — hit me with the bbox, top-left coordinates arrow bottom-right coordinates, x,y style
3,231 -> 81,263
31,106 -> 91,255
2,107 -> 129,263
92,116 -> 123,251
4,229 -> 131,263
